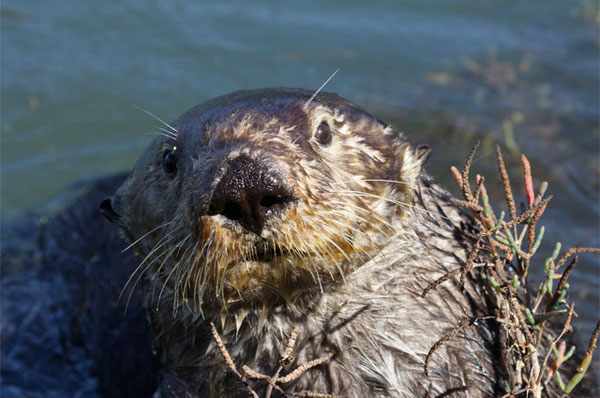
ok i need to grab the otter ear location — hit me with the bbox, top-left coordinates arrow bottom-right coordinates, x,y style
99,196 -> 121,223
400,142 -> 431,188
412,143 -> 431,166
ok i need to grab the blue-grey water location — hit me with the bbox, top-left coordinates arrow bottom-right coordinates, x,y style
2,0 -> 599,381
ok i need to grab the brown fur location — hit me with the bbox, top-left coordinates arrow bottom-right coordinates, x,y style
111,88 -> 500,397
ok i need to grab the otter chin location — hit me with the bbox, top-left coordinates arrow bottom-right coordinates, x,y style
101,88 -> 498,397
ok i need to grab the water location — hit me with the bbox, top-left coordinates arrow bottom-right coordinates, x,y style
2,0 -> 598,378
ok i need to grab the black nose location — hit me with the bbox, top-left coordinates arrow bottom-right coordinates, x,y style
207,156 -> 295,235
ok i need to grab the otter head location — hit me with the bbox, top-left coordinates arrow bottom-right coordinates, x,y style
100,88 -> 430,314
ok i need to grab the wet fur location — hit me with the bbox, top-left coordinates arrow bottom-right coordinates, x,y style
0,175 -> 158,398
111,88 -> 502,397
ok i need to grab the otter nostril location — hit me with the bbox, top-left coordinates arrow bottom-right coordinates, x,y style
221,202 -> 245,223
207,155 -> 295,235
260,195 -> 284,209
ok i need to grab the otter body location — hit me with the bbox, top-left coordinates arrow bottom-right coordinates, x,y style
101,88 -> 501,397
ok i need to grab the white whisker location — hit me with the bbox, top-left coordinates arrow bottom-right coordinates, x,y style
134,105 -> 179,135
304,69 -> 340,108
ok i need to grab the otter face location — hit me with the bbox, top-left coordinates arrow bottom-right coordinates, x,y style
101,88 -> 430,313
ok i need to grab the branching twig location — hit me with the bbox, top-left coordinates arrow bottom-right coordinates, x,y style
421,268 -> 461,298
554,247 -> 600,270
211,322 -> 336,397
546,256 -> 578,312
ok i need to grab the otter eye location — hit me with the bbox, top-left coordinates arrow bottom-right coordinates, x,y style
315,122 -> 332,146
163,151 -> 178,175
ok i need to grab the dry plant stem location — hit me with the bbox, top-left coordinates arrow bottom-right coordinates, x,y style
212,321 -> 335,398
281,328 -> 300,366
210,322 -> 242,379
264,365 -> 284,398
508,294 -> 534,350
242,366 -> 287,398
424,323 -> 470,376
500,387 -> 529,398
265,328 -> 300,398
461,141 -> 480,202
555,247 -> 600,270
496,145 -> 517,220
526,202 -> 546,253
546,256 -> 578,312
421,268 -> 461,298
537,304 -> 574,387
460,238 -> 482,286
242,366 -> 271,381
210,323 -> 260,398
587,322 -> 600,358
277,353 -> 334,384
424,316 -> 494,377
499,196 -> 552,232
451,198 -> 484,213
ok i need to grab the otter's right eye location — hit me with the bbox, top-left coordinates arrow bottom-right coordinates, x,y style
315,122 -> 332,146
163,151 -> 178,175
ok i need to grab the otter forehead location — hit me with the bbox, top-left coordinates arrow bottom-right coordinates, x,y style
172,88 -> 375,128
166,88 -> 389,149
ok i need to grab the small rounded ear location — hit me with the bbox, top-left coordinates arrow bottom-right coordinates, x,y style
412,143 -> 431,166
99,196 -> 121,223
398,142 -> 431,190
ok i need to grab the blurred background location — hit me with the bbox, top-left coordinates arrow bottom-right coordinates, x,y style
1,0 -> 598,374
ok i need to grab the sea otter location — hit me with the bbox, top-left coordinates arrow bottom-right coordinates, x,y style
99,88 -> 501,397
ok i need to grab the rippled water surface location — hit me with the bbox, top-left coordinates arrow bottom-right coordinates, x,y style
2,0 -> 599,374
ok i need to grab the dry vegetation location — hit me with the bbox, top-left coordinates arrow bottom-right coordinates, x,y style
424,142 -> 599,396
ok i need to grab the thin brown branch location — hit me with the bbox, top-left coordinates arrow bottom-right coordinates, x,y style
210,322 -> 242,379
509,295 -> 534,346
421,268 -> 461,298
587,322 -> 600,357
555,247 -> 600,270
537,304 -> 575,386
546,256 -> 578,312
281,328 -> 300,366
292,392 -> 340,398
527,200 -> 547,253
425,323 -> 469,376
450,198 -> 484,213
500,196 -> 552,231
242,365 -> 270,380
424,317 -> 492,377
210,322 -> 260,398
276,353 -> 334,384
496,145 -> 517,220
460,239 -> 482,287
461,141 -> 480,202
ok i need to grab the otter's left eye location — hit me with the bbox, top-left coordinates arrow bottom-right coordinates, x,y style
163,151 -> 178,175
315,122 -> 332,146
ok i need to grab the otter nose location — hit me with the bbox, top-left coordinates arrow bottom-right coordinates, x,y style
207,155 -> 295,235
